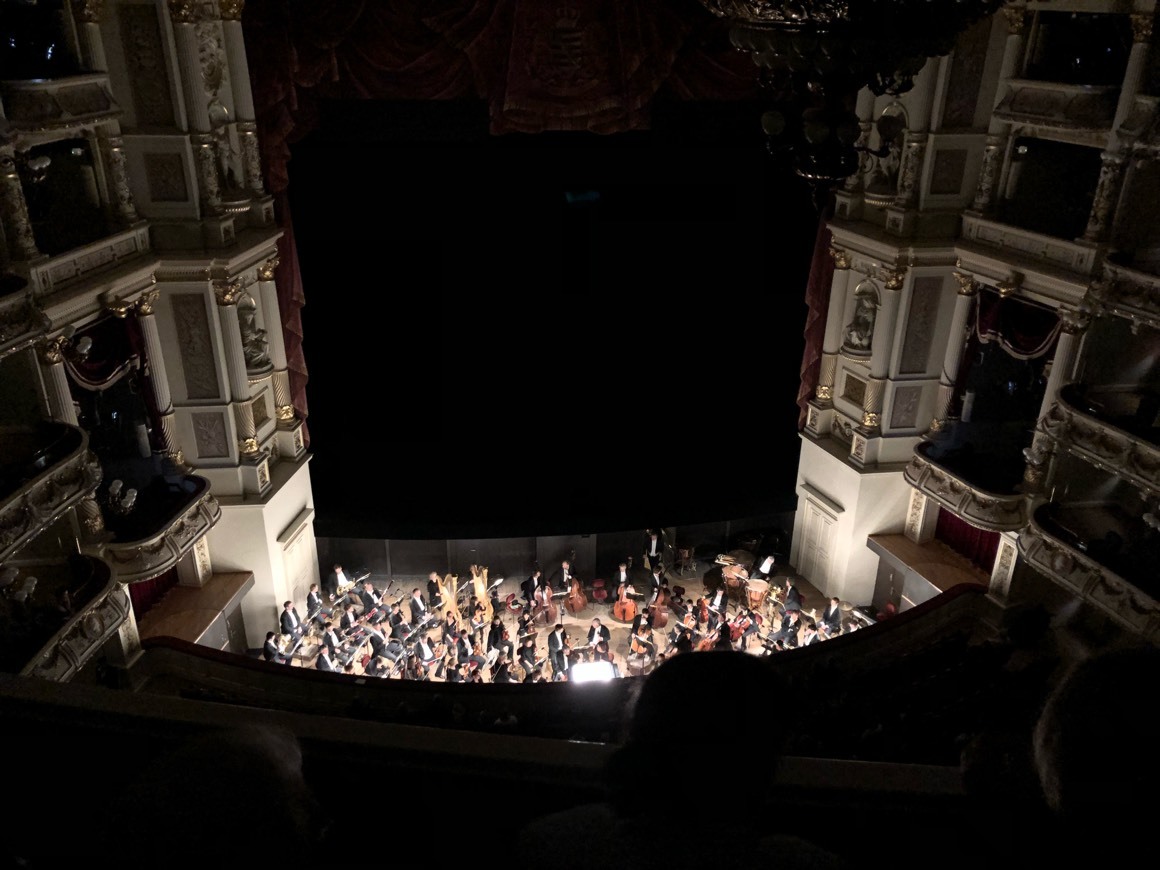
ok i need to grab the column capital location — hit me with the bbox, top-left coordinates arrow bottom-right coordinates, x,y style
1131,12 -> 1153,44
219,0 -> 245,21
70,0 -> 105,23
1002,5 -> 1027,36
1059,308 -> 1091,335
881,267 -> 906,291
953,270 -> 979,296
996,272 -> 1023,298
828,246 -> 852,270
103,296 -> 133,318
214,279 -> 244,306
167,0 -> 199,24
37,336 -> 70,366
257,255 -> 280,281
135,287 -> 160,316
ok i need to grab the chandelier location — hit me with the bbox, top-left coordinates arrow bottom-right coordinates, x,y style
698,0 -> 1007,196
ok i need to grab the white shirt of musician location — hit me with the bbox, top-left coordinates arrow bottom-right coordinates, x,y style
616,570 -> 627,585
648,536 -> 659,557
335,569 -> 348,587
418,640 -> 433,661
326,630 -> 340,648
413,594 -> 426,612
712,590 -> 726,609
286,609 -> 300,628
759,556 -> 775,574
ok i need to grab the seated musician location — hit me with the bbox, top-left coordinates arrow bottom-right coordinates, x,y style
587,618 -> 611,651
820,596 -> 842,638
524,665 -> 544,684
323,562 -> 349,601
629,625 -> 656,663
320,621 -> 343,658
774,610 -> 802,649
358,581 -> 387,624
518,636 -> 538,674
447,659 -> 470,683
781,576 -> 803,616
315,646 -> 336,672
280,600 -> 304,640
440,611 -> 460,644
612,561 -> 630,593
414,633 -> 440,673
388,603 -> 410,639
409,587 -> 429,625
365,622 -> 391,658
521,568 -> 544,607
733,606 -> 762,651
339,602 -> 361,636
468,598 -> 487,640
799,620 -> 821,647
491,652 -> 518,683
517,605 -> 535,640
547,623 -> 569,679
305,583 -> 333,626
647,565 -> 664,605
487,616 -> 514,665
752,553 -> 777,580
427,570 -> 444,610
705,586 -> 728,633
456,628 -> 488,672
262,631 -> 289,664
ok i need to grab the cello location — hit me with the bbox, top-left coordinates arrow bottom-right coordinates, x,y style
535,580 -> 558,624
649,585 -> 670,630
564,574 -> 587,616
613,581 -> 637,623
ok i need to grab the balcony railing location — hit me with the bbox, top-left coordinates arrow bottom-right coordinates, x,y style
97,477 -> 220,583
1039,385 -> 1160,495
904,441 -> 1028,532
959,213 -> 1101,276
1019,504 -> 1160,640
0,74 -> 121,132
0,425 -> 102,565
992,79 -> 1118,131
19,564 -> 128,682
1092,257 -> 1160,330
13,225 -> 153,299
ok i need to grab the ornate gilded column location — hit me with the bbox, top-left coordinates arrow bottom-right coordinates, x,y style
77,496 -> 106,543
970,135 -> 1005,214
135,286 -> 187,465
893,57 -> 936,209
168,0 -> 212,133
0,151 -> 42,261
1083,153 -> 1126,243
215,279 -> 260,456
69,0 -> 108,72
1112,13 -> 1154,147
256,255 -> 295,424
37,338 -> 79,426
859,267 -> 904,431
817,246 -> 853,403
98,133 -> 140,226
219,1 -> 255,121
930,269 -> 979,432
1039,309 -> 1090,419
237,122 -> 266,195
895,135 -> 926,208
193,133 -> 223,214
844,89 -> 877,193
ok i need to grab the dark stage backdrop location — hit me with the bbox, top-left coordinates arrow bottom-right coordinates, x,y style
290,100 -> 818,540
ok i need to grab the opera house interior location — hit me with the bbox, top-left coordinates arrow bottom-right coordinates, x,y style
2,1 -> 1160,867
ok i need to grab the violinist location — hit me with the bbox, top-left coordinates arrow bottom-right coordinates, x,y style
524,666 -> 545,684
491,652 -> 518,683
456,628 -> 488,672
516,605 -> 536,640
547,623 -> 569,679
670,604 -> 698,648
414,633 -> 440,675
440,610 -> 460,647
487,616 -> 514,665
447,658 -> 470,683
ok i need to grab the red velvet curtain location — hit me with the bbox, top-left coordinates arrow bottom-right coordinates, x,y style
128,567 -> 178,620
935,509 -> 1000,573
975,288 -> 1062,360
796,200 -> 836,428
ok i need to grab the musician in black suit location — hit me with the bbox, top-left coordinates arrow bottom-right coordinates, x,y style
705,586 -> 728,633
586,618 -> 611,650
491,652 -> 518,683
547,623 -> 569,678
647,565 -> 664,605
518,636 -> 538,674
611,561 -> 630,592
487,616 -> 514,664
820,596 -> 843,637
306,583 -> 332,627
280,601 -> 303,640
358,581 -> 387,624
339,602 -> 360,636
521,569 -> 543,606
320,622 -> 342,657
456,628 -> 488,672
774,610 -> 802,648
426,571 -> 444,610
782,576 -> 803,615
322,563 -> 349,601
548,559 -> 575,592
643,529 -> 664,571
262,631 -> 289,664
799,621 -> 820,647
409,588 -> 429,625
315,647 -> 336,672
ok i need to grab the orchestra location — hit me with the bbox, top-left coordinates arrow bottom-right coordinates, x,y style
269,558 -> 841,683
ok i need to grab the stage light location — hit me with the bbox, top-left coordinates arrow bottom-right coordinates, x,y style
569,661 -> 618,683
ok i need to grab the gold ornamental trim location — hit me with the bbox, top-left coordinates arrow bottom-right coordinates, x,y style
861,411 -> 880,428
103,297 -> 133,318
239,436 -> 261,456
881,268 -> 906,291
257,254 -> 280,281
135,288 -> 160,316
1001,5 -> 1026,36
828,246 -> 852,270
167,0 -> 198,24
214,279 -> 243,307
953,270 -> 979,296
1131,12 -> 1153,43
996,272 -> 1023,297
71,0 -> 105,23
815,385 -> 833,401
219,0 -> 245,21
37,336 -> 70,365
275,404 -> 296,422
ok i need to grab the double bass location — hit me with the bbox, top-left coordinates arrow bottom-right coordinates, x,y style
564,574 -> 587,616
649,585 -> 671,630
534,580 -> 558,624
613,581 -> 637,623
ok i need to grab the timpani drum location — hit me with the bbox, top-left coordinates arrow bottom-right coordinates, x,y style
745,579 -> 770,611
